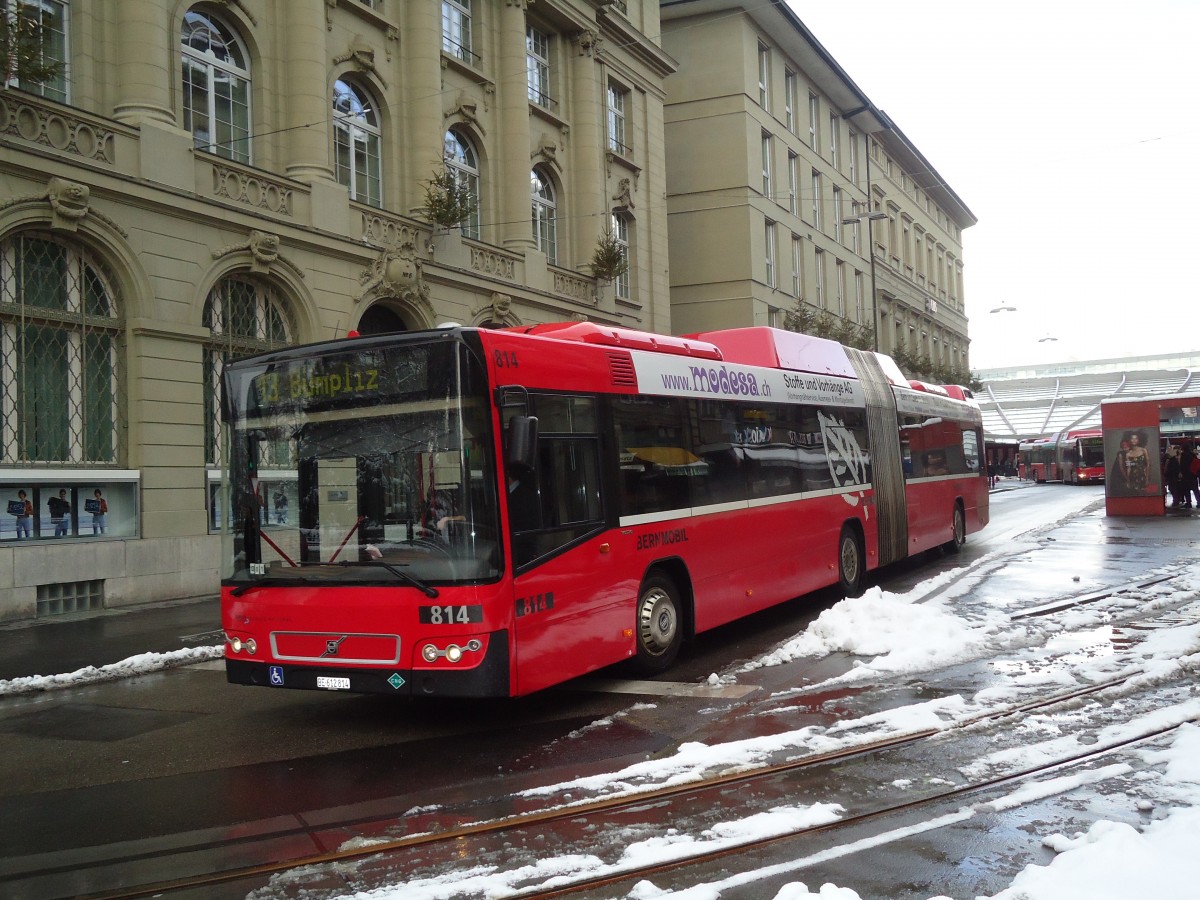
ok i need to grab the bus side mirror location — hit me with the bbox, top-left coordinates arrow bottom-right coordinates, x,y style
506,416 -> 538,474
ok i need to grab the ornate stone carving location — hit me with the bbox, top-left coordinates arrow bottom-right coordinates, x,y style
573,29 -> 600,57
212,230 -> 303,278
334,36 -> 387,87
490,292 -> 511,320
0,177 -> 126,236
474,291 -> 514,326
361,212 -> 422,250
532,133 -> 560,171
612,177 -> 635,211
0,93 -> 116,164
445,91 -> 484,134
359,239 -> 432,315
211,164 -> 294,216
469,247 -> 516,281
554,270 -> 594,304
47,177 -> 90,230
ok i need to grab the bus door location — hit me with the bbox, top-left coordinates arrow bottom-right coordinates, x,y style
502,395 -> 619,694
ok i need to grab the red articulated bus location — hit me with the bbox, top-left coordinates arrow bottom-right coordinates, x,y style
220,323 -> 988,697
1019,429 -> 1105,484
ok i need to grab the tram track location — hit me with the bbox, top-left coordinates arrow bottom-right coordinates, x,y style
11,561 -> 1197,900
42,656 -> 1185,900
522,716 -> 1196,900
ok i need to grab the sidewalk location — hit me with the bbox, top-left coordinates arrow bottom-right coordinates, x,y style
0,594 -> 220,683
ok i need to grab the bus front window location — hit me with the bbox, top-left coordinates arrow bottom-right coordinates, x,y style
223,340 -> 500,585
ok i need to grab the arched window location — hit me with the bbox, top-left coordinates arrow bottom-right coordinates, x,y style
531,168 -> 557,264
202,276 -> 292,466
611,211 -> 631,300
0,233 -> 122,463
181,9 -> 251,163
443,129 -> 481,239
333,79 -> 382,207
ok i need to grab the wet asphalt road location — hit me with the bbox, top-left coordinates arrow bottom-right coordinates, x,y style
2,484 -> 1197,898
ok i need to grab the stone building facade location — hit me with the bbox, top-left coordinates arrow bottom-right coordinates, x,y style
659,0 -> 975,375
0,0 -> 673,621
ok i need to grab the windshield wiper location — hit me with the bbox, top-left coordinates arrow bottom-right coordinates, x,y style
230,577 -> 296,597
339,560 -> 439,598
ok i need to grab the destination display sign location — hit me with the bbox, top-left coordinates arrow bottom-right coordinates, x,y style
241,347 -> 432,417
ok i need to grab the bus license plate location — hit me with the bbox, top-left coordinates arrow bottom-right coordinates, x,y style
316,676 -> 351,691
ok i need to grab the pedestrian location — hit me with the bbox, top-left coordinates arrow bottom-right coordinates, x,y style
1163,447 -> 1186,508
89,488 -> 108,534
273,488 -> 288,525
47,488 -> 71,537
12,489 -> 33,538
1181,446 -> 1199,510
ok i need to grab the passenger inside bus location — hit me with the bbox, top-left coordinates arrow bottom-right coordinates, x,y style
923,450 -> 949,476
422,489 -> 464,540
506,469 -> 540,532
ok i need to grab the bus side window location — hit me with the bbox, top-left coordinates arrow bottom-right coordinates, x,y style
613,396 -> 690,517
961,429 -> 981,472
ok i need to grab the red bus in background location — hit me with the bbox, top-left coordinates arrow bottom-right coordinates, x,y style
1019,429 -> 1105,484
220,323 -> 988,698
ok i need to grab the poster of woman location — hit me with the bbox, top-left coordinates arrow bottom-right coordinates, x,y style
1105,427 -> 1161,497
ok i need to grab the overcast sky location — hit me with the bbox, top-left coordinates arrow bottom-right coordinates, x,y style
787,0 -> 1200,371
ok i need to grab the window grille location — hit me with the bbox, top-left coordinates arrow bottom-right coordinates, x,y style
37,579 -> 104,617
0,233 -> 122,465
203,276 -> 293,466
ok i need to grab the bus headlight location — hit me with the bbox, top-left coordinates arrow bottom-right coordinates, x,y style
422,644 -> 440,663
445,644 -> 463,663
245,638 -> 257,655
228,635 -> 243,653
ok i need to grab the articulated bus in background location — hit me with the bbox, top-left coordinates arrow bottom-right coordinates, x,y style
220,323 -> 988,698
1019,429 -> 1105,484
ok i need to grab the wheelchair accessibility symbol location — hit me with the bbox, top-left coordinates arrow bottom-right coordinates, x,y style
269,666 -> 284,686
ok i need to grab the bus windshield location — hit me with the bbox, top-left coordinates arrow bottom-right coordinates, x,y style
221,337 -> 500,586
1080,437 -> 1105,468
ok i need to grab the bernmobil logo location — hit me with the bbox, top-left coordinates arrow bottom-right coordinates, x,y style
636,528 -> 689,551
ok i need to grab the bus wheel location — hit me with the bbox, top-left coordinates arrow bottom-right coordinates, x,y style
838,526 -> 866,598
634,574 -> 682,674
943,503 -> 966,554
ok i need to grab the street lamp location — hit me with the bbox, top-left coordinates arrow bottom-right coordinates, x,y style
841,204 -> 888,350
1038,336 -> 1058,343
990,305 -> 1017,313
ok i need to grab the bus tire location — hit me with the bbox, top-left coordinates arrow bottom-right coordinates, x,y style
943,503 -> 966,554
633,574 -> 682,674
838,526 -> 866,598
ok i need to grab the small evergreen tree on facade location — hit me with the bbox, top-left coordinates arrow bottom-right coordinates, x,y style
0,6 -> 63,88
589,228 -> 628,282
416,170 -> 477,231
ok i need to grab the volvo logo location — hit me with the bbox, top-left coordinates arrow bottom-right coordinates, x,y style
322,635 -> 348,658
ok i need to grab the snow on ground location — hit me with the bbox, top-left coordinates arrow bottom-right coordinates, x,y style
0,645 -> 223,696
9,555 -> 1200,900
311,560 -> 1200,900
